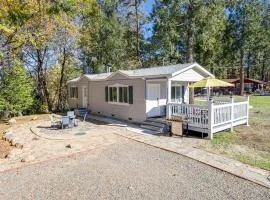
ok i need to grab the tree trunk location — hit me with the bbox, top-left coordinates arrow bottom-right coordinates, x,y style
261,54 -> 266,81
36,47 -> 52,111
187,3 -> 195,104
58,48 -> 67,111
42,76 -> 52,111
240,50 -> 245,96
135,0 -> 142,67
246,51 -> 251,78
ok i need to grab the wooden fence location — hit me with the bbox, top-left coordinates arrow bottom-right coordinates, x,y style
167,96 -> 249,139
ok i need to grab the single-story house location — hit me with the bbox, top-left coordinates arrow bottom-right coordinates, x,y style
221,78 -> 266,94
67,63 -> 214,123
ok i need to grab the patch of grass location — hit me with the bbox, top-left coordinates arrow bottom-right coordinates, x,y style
197,95 -> 270,171
250,96 -> 270,107
234,153 -> 270,171
212,131 -> 236,145
249,96 -> 270,126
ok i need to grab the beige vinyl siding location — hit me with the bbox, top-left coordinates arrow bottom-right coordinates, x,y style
68,76 -> 89,108
89,76 -> 146,123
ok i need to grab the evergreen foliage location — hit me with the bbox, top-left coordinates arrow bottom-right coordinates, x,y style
0,63 -> 33,113
0,0 -> 269,114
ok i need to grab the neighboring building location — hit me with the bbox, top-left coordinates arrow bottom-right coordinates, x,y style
67,63 -> 214,123
221,78 -> 266,94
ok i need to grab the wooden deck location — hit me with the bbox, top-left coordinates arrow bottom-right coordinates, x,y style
166,97 -> 249,139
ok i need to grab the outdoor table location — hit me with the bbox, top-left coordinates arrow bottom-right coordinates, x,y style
68,115 -> 76,128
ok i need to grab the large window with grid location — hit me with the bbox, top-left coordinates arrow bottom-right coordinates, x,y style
106,85 -> 133,105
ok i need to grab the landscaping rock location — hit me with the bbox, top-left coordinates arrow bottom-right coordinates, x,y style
11,137 -> 20,146
65,144 -> 72,148
21,155 -> 35,162
2,133 -> 14,142
0,152 -> 9,159
31,116 -> 38,121
8,118 -> 16,125
32,137 -> 39,140
15,143 -> 23,149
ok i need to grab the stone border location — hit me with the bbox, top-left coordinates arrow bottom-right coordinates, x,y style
1,128 -> 24,149
116,128 -> 270,189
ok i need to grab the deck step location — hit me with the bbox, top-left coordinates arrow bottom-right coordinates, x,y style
141,118 -> 170,133
140,124 -> 163,132
142,121 -> 167,128
146,118 -> 170,125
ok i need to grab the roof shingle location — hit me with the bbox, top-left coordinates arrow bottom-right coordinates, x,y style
68,63 -> 196,82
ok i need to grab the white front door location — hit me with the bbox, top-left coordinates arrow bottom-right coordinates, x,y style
82,86 -> 88,108
146,84 -> 161,117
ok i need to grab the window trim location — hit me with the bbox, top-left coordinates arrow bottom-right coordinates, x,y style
171,84 -> 183,103
108,84 -> 130,105
70,86 -> 78,99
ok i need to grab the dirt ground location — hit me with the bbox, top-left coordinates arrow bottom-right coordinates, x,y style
0,115 -> 50,159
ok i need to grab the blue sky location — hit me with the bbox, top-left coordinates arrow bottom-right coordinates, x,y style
142,0 -> 155,17
141,0 -> 155,39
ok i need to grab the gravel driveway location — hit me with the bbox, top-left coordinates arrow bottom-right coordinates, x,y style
0,137 -> 269,200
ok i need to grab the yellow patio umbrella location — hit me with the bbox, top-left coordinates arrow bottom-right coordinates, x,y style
189,77 -> 234,99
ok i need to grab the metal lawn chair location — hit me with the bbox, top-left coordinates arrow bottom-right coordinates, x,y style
83,111 -> 89,121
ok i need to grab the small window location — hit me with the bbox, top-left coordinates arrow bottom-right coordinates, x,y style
70,87 -> 78,98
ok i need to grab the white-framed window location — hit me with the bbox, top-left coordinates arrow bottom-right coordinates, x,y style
108,84 -> 129,104
70,87 -> 78,99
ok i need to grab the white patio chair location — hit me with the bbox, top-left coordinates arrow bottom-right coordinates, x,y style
61,116 -> 70,129
67,111 -> 75,118
49,115 -> 61,128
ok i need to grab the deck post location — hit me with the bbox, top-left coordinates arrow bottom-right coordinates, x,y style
167,79 -> 171,103
246,95 -> 250,126
166,79 -> 172,120
207,99 -> 214,140
166,103 -> 172,120
230,97 -> 234,132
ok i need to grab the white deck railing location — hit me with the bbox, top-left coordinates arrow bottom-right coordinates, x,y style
167,96 -> 249,139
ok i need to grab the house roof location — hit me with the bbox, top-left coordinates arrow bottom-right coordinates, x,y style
68,73 -> 111,83
119,63 -> 195,77
68,62 -> 213,83
84,73 -> 111,80
222,79 -> 239,83
222,78 -> 265,84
